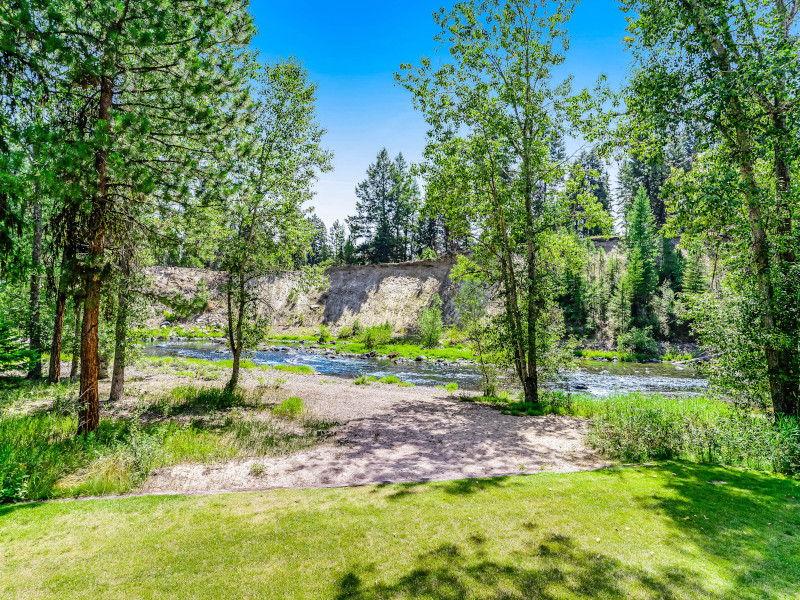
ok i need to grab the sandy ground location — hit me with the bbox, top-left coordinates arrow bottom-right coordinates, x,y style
125,370 -> 610,495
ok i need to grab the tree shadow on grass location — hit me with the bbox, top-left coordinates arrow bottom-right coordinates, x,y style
621,462 -> 800,598
0,501 -> 42,519
334,532 -> 723,600
375,476 -> 512,501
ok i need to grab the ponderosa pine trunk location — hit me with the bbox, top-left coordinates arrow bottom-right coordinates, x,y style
26,200 -> 42,379
78,75 -> 112,436
70,299 -> 81,381
109,279 -> 128,402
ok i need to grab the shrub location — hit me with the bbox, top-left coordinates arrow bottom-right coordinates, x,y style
379,375 -> 401,384
617,327 -> 658,357
361,323 -> 392,349
445,382 -> 458,395
352,318 -> 364,336
418,294 -> 444,349
318,325 -> 331,343
337,325 -> 353,339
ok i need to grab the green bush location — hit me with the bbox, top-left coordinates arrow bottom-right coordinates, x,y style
337,325 -> 353,339
318,325 -> 331,343
361,323 -> 392,349
378,375 -> 401,384
352,318 -> 364,336
418,294 -> 444,349
617,327 -> 658,357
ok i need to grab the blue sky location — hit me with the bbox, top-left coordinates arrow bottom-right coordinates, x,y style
249,0 -> 632,227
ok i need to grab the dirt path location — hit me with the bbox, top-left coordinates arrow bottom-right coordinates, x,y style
138,373 -> 610,495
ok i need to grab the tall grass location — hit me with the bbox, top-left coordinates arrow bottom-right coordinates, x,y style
0,381 -> 333,504
539,392 -> 800,475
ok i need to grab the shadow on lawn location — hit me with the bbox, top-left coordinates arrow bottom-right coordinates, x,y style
334,533 -> 720,600
376,476 -> 511,500
342,464 -> 800,599
631,462 -> 800,598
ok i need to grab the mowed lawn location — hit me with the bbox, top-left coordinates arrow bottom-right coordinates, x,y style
2,463 -> 799,599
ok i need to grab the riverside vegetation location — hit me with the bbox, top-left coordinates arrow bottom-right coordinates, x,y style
1,0 -> 800,596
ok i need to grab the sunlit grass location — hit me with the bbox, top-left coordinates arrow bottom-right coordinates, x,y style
2,463 -> 798,599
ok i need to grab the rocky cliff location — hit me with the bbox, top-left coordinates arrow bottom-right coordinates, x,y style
145,255 -> 461,332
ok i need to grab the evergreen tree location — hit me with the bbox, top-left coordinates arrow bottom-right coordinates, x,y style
307,214 -> 331,266
347,148 -> 421,264
566,149 -> 611,235
623,187 -> 659,327
329,220 -> 346,266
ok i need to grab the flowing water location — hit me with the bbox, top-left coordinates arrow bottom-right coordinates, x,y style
143,341 -> 707,397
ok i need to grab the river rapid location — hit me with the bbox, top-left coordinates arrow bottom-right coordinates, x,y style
143,341 -> 707,398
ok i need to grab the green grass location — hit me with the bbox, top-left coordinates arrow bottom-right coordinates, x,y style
397,381 -> 415,388
0,379 -> 332,503
273,397 -> 304,419
468,391 -> 800,476
1,463 -> 798,599
262,364 -> 315,375
336,339 -> 476,361
133,325 -> 225,340
378,375 -> 401,384
148,386 -> 245,415
575,349 -> 642,362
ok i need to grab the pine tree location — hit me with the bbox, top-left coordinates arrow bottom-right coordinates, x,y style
11,0 -> 256,433
624,187 -> 659,327
329,220 -> 346,265
347,149 -> 420,264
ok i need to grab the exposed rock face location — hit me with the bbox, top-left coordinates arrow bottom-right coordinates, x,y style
144,255 -> 460,332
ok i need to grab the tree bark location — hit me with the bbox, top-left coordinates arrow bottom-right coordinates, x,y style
26,200 -> 42,379
70,299 -> 82,381
109,278 -> 129,402
78,74 -> 113,436
48,290 -> 65,384
225,272 -> 246,392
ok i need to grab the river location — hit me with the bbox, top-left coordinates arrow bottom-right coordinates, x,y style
143,341 -> 707,397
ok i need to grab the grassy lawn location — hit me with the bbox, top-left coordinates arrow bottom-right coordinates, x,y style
2,463 -> 798,599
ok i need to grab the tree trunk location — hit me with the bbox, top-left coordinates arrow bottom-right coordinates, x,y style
70,299 -> 82,381
227,346 -> 241,391
768,117 -> 800,415
78,74 -> 113,436
48,290 -> 66,384
225,273 -> 246,391
109,280 -> 129,402
26,200 -> 42,379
